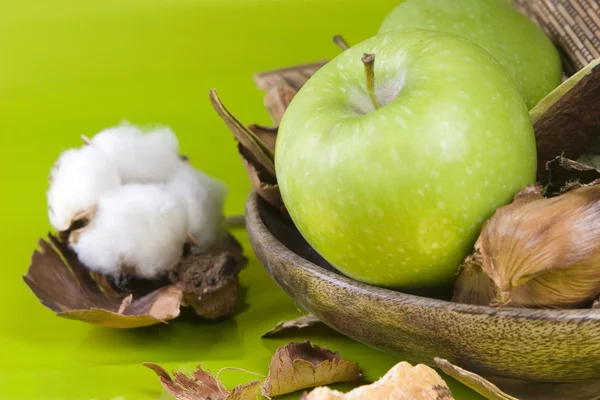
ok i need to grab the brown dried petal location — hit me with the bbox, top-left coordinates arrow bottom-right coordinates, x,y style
264,85 -> 298,126
169,233 -> 247,320
546,155 -> 600,195
262,314 -> 322,338
261,341 -> 361,398
434,358 -> 517,400
529,59 -> 600,183
143,362 -> 260,400
23,234 -> 182,328
302,361 -> 453,400
253,61 -> 327,93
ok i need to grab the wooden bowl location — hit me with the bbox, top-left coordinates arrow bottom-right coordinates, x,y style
245,192 -> 600,400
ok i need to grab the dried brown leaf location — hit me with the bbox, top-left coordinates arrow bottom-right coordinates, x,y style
303,361 -> 453,400
23,234 -> 183,328
169,233 -> 247,319
261,341 -> 361,397
546,155 -> 600,196
239,151 -> 283,211
529,59 -> 600,182
262,314 -> 322,338
209,89 -> 285,211
143,362 -> 260,400
253,61 -> 327,93
209,88 -> 275,176
434,358 -> 517,400
248,124 -> 277,152
264,85 -> 298,126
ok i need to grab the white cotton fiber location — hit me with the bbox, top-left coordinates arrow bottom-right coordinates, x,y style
90,123 -> 181,184
71,184 -> 189,279
47,146 -> 122,231
167,161 -> 228,251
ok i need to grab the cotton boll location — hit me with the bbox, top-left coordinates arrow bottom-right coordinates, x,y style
167,161 -> 228,251
142,126 -> 179,154
89,123 -> 143,156
90,124 -> 181,184
71,184 -> 189,279
47,146 -> 121,231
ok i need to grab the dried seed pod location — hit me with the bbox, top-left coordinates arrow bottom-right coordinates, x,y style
455,184 -> 600,308
452,253 -> 495,306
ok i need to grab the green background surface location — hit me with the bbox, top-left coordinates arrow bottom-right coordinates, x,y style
0,0 -> 482,399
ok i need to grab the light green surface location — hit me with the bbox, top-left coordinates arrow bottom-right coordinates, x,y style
0,1 -> 482,399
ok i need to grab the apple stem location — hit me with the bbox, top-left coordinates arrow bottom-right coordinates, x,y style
362,53 -> 381,109
333,35 -> 350,51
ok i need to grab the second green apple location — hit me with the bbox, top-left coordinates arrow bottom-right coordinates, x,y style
379,0 -> 563,109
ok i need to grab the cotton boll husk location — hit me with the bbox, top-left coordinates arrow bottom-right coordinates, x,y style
167,161 -> 228,251
71,184 -> 189,279
47,146 -> 122,231
90,123 -> 181,184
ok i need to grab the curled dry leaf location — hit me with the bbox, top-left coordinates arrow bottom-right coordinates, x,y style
248,124 -> 278,151
302,361 -> 453,400
546,155 -> 600,196
169,233 -> 248,319
264,85 -> 298,126
212,60 -> 326,213
253,61 -> 327,93
434,358 -> 517,400
209,89 -> 284,211
209,89 -> 274,175
23,234 -> 183,328
261,341 -> 361,398
261,313 -> 322,338
455,184 -> 600,308
529,58 -> 600,182
143,362 -> 260,400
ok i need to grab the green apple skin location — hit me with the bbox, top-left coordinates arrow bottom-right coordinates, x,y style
378,0 -> 562,110
275,29 -> 536,289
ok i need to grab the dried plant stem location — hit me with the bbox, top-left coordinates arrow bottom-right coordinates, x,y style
80,134 -> 92,145
362,53 -> 381,109
216,367 -> 266,383
333,35 -> 350,51
186,233 -> 202,248
225,215 -> 245,228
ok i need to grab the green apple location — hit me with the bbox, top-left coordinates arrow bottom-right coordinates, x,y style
275,29 -> 536,289
378,0 -> 562,110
